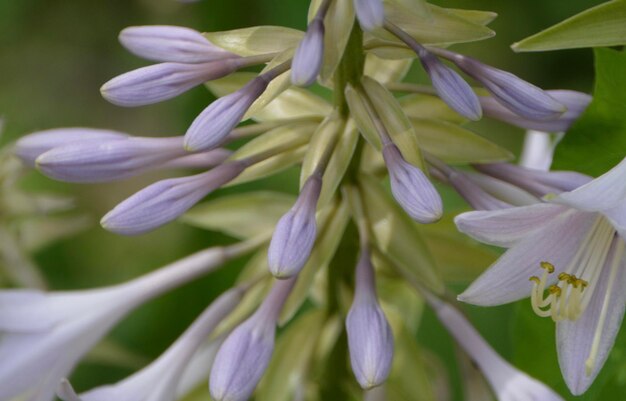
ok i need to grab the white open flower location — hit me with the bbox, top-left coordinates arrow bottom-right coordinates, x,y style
455,156 -> 626,394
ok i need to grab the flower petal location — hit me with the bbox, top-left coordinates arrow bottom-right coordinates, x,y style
556,240 -> 626,395
552,157 -> 626,212
458,211 -> 596,306
454,203 -> 567,247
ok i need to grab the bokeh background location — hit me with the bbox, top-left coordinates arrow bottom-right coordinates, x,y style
0,1 -> 620,400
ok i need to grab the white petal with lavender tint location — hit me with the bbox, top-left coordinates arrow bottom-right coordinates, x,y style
556,242 -> 626,395
604,202 -> 626,239
291,19 -> 324,86
101,61 -> 239,107
36,137 -> 187,183
56,287 -> 243,401
101,162 -> 245,235
419,52 -> 482,121
383,144 -> 442,223
184,77 -> 268,151
119,25 -> 236,63
14,128 -> 128,167
448,172 -> 512,211
455,203 -> 567,247
268,175 -> 321,278
552,156 -> 626,212
458,210 -> 596,306
353,0 -> 385,31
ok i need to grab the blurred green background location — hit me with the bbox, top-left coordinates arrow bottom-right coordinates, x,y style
1,0 -> 622,400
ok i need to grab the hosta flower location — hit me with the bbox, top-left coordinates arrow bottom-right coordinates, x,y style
56,286 -> 244,401
0,244 -> 250,401
354,0 -> 385,31
291,12 -> 326,87
455,157 -> 626,394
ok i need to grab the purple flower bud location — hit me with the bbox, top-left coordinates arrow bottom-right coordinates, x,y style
101,161 -> 246,235
101,60 -> 240,107
184,77 -> 269,151
347,250 -> 393,389
448,53 -> 565,120
14,128 -> 128,167
480,90 -> 592,132
210,277 -> 296,401
448,171 -> 513,211
382,144 -> 443,223
354,0 -> 385,31
163,148 -> 232,169
119,25 -> 237,64
291,19 -> 325,87
419,51 -> 482,121
36,136 -> 187,183
474,162 -> 592,197
267,175 -> 322,278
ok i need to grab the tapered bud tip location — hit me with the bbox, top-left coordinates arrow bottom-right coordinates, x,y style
56,379 -> 81,401
267,176 -> 321,278
291,19 -> 325,87
354,0 -> 385,31
383,145 -> 443,223
209,319 -> 275,401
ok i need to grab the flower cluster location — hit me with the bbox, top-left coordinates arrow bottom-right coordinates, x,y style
6,0 -> 620,400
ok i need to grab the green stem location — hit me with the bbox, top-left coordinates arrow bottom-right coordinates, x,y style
334,22 -> 365,116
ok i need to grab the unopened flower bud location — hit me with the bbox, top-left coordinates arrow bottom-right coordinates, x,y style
268,175 -> 322,278
448,171 -> 513,211
101,60 -> 240,107
36,136 -> 187,183
419,51 -> 482,121
184,77 -> 268,151
346,250 -> 393,389
101,161 -> 246,235
14,128 -> 128,167
449,53 -> 565,120
291,19 -> 325,87
354,0 -> 385,31
210,277 -> 296,401
383,144 -> 442,223
119,25 -> 236,64
480,90 -> 591,132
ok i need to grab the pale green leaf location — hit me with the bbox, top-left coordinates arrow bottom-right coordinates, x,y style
318,119 -> 359,207
181,191 -> 295,239
378,276 -> 425,334
359,175 -> 443,293
280,200 -> 350,324
300,112 -> 344,187
257,309 -> 326,401
513,0 -> 626,52
230,146 -> 307,186
362,76 -> 425,168
410,118 -> 513,164
446,8 -> 498,26
204,26 -> 303,56
364,53 -> 413,84
229,122 -> 316,161
345,84 -> 382,148
399,93 -> 467,124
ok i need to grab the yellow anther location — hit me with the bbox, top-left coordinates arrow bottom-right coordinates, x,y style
548,285 -> 562,296
558,272 -> 571,281
540,261 -> 555,273
574,278 -> 588,289
529,276 -> 540,284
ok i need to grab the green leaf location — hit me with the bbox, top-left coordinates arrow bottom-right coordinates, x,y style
204,26 -> 303,56
410,118 -> 513,164
359,175 -> 443,293
400,93 -> 467,124
364,53 -> 413,84
512,0 -> 626,52
552,48 -> 626,176
181,191 -> 295,239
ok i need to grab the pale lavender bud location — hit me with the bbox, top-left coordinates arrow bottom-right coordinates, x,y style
210,277 -> 296,401
347,250 -> 393,389
101,60 -> 240,107
36,136 -> 187,183
448,53 -> 565,120
354,0 -> 385,31
291,19 -> 325,86
184,77 -> 268,151
474,162 -> 592,197
163,148 -> 232,169
101,161 -> 246,235
481,90 -> 592,132
267,175 -> 322,278
119,25 -> 236,64
448,171 -> 513,211
418,51 -> 482,121
14,128 -> 128,167
383,144 -> 443,223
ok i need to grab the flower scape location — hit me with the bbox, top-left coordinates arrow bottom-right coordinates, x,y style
3,0 -> 626,401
